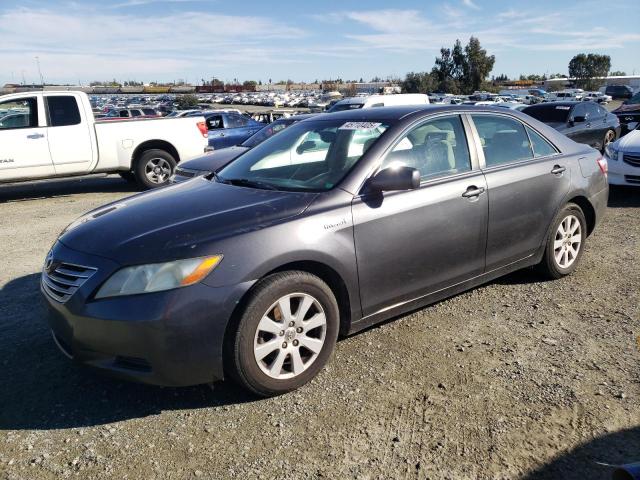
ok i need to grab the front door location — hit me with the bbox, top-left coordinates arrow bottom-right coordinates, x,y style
0,94 -> 54,181
352,114 -> 488,317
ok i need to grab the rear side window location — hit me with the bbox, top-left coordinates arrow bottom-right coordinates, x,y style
225,114 -> 250,128
46,96 -> 81,127
0,97 -> 38,129
130,110 -> 142,117
525,126 -> 558,158
472,115 -> 534,167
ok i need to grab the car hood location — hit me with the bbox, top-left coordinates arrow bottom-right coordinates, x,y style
59,179 -> 317,265
613,104 -> 640,113
179,146 -> 249,172
617,129 -> 640,152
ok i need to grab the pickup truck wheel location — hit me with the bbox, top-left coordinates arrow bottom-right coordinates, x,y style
134,149 -> 176,189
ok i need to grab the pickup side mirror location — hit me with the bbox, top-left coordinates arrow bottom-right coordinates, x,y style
367,166 -> 421,192
296,140 -> 316,154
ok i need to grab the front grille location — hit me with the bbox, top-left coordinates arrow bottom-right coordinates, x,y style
623,153 -> 640,167
624,175 -> 640,184
42,262 -> 97,303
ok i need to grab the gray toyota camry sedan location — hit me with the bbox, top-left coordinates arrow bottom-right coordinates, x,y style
42,106 -> 608,397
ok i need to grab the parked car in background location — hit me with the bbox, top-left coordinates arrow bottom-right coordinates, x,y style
102,107 -> 160,119
185,110 -> 264,149
523,101 -> 620,152
171,114 -> 317,183
604,125 -> 640,186
612,91 -> 640,135
43,106 -> 608,396
326,94 -> 429,112
605,85 -> 634,100
493,102 -> 528,111
545,91 -> 581,102
582,92 -> 612,104
0,91 -> 208,188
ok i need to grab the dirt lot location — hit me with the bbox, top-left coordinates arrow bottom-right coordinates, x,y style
0,176 -> 639,480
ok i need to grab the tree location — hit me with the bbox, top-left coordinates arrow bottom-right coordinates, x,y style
464,36 -> 495,93
568,53 -> 611,89
175,94 -> 199,110
610,70 -> 626,77
401,72 -> 435,93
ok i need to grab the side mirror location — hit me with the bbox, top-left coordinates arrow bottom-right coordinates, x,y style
367,166 -> 420,192
572,115 -> 586,123
296,140 -> 316,154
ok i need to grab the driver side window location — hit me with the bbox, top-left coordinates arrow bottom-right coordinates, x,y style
381,115 -> 471,180
0,98 -> 39,130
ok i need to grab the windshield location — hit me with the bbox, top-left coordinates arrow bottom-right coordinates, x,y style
627,92 -> 640,105
242,120 -> 292,148
217,119 -> 389,192
523,105 -> 570,123
327,102 -> 365,113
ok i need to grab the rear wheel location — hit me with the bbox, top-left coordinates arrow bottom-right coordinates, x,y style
228,271 -> 339,397
134,149 -> 176,189
537,203 -> 586,279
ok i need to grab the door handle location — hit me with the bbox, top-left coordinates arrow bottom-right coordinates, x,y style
551,165 -> 566,175
462,186 -> 485,198
27,133 -> 44,139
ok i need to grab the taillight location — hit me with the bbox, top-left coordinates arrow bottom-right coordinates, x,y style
596,156 -> 608,177
197,121 -> 208,138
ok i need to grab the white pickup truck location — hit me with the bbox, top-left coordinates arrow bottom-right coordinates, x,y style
0,91 -> 208,188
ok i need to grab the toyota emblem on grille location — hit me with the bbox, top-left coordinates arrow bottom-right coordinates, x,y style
625,117 -> 634,121
45,252 -> 57,274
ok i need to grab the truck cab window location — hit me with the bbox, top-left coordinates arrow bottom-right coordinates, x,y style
46,96 -> 81,127
0,98 -> 38,130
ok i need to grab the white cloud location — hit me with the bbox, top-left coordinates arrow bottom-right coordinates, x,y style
461,0 -> 480,10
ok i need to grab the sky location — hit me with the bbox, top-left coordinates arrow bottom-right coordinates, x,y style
1,0 -> 639,86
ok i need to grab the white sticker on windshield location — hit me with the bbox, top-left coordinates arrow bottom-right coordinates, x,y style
555,106 -> 571,110
339,122 -> 382,130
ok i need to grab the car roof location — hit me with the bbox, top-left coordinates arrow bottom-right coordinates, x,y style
524,101 -> 578,108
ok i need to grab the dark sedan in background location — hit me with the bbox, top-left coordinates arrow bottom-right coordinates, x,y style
523,101 -> 620,152
42,106 -> 608,397
185,110 -> 264,149
612,91 -> 640,136
171,114 -> 317,183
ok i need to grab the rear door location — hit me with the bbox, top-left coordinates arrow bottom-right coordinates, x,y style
0,94 -> 54,181
469,113 -> 570,270
352,114 -> 488,316
45,95 -> 95,175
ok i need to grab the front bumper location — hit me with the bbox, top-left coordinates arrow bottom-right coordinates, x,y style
607,152 -> 640,186
41,241 -> 250,387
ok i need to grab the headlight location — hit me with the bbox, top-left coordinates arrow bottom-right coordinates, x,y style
95,255 -> 222,299
604,143 -> 619,161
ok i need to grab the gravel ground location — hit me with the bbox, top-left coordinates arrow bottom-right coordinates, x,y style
0,175 -> 639,480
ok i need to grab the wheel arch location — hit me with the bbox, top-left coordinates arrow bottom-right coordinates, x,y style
131,140 -> 180,169
567,195 -> 596,236
221,260 -> 354,377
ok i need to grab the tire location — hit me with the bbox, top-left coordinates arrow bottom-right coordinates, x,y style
537,203 -> 587,279
133,149 -> 176,189
228,271 -> 339,397
601,129 -> 616,153
118,171 -> 135,183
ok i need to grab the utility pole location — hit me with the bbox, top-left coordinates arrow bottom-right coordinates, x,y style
35,56 -> 44,87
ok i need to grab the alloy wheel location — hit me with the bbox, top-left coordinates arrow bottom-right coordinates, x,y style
253,293 -> 327,380
554,214 -> 582,269
145,157 -> 172,184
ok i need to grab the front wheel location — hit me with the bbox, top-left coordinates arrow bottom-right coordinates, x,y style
537,203 -> 587,279
229,271 -> 339,397
134,149 -> 176,189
